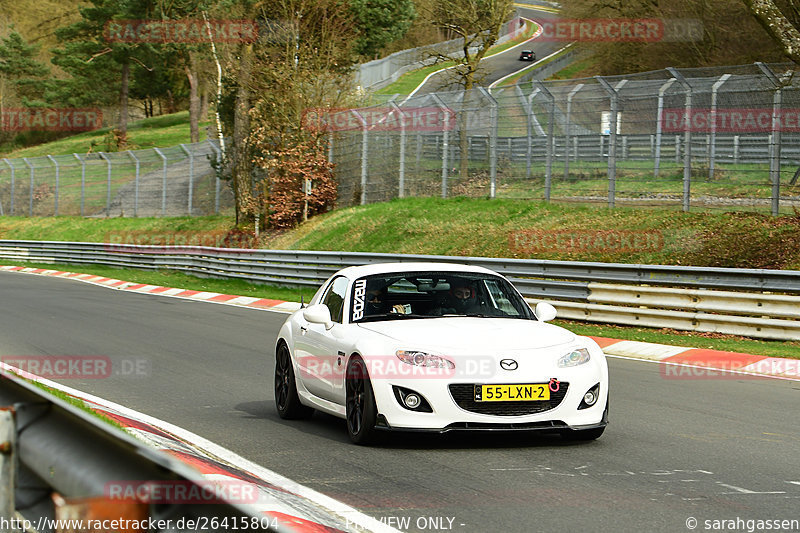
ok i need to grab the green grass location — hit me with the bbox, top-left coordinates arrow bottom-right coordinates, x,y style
375,21 -> 539,96
3,111 -> 210,158
11,374 -> 127,431
0,215 -> 233,241
265,197 -> 800,268
547,54 -> 599,80
556,320 -> 800,360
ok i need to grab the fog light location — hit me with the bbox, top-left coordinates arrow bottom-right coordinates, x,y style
404,393 -> 421,409
583,390 -> 597,406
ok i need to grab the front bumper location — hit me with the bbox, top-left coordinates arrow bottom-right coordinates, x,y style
369,368 -> 608,432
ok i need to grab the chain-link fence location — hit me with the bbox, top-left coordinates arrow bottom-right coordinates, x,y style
4,63 -> 800,218
332,62 -> 800,214
0,140 -> 233,217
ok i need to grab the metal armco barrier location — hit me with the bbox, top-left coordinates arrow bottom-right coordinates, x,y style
0,373 -> 289,533
1,240 -> 800,340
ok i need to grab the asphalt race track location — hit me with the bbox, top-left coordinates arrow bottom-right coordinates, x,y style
414,7 -> 563,94
1,271 -> 798,532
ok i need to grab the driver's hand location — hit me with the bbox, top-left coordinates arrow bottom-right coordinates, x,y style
392,304 -> 406,314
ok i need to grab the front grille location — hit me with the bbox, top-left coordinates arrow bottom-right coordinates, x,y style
448,383 -> 569,416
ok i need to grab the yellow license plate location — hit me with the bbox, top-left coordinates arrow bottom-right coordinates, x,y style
476,384 -> 550,402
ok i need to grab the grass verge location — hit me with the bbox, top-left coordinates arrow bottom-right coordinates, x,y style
556,320 -> 800,360
1,370 -> 126,430
375,21 -> 538,96
5,260 -> 317,302
3,112 -> 210,158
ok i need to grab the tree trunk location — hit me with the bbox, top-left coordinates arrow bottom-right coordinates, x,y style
200,90 -> 209,123
185,53 -> 200,143
119,60 -> 129,138
742,0 -> 800,63
232,43 -> 254,225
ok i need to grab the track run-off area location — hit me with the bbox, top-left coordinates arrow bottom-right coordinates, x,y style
1,270 -> 798,533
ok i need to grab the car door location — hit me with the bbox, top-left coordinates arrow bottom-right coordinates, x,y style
294,275 -> 349,402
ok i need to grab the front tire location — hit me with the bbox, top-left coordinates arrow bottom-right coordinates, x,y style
274,342 -> 313,419
345,356 -> 379,445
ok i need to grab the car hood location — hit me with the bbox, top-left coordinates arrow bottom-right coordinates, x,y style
357,317 -> 576,353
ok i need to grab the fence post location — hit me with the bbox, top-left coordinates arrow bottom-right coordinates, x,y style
533,81 -> 556,202
350,109 -> 368,205
564,83 -> 584,181
429,94 -> 450,199
709,74 -> 731,181
388,100 -> 407,198
23,158 -> 34,216
2,159 -> 13,215
757,62 -> 785,216
180,144 -> 194,215
667,67 -> 692,212
479,87 -> 499,198
596,77 -> 627,209
519,85 -> 535,179
98,153 -> 112,216
654,78 -> 676,178
74,154 -> 86,216
0,409 -> 16,519
206,140 -> 221,214
46,155 -> 59,216
126,150 -> 140,217
154,148 -> 167,216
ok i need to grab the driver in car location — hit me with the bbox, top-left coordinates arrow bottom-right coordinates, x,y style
365,286 -> 406,315
434,280 -> 484,315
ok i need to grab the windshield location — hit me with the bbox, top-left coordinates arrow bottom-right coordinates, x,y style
350,271 -> 534,323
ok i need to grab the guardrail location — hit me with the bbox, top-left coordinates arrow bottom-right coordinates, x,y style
0,371 -> 288,533
2,240 -> 800,340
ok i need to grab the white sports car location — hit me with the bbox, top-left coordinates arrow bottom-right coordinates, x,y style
274,263 -> 608,444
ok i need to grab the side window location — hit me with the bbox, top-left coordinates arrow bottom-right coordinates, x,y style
485,279 -> 519,315
322,276 -> 349,323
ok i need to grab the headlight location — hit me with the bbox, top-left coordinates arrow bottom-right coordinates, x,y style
557,348 -> 590,368
396,350 -> 455,369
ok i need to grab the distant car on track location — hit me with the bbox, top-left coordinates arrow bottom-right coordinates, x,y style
274,263 -> 608,444
519,50 -> 536,61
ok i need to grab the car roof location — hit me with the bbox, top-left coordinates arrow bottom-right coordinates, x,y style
333,262 -> 499,279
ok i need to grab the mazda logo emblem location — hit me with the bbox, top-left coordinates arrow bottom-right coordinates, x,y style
500,359 -> 518,371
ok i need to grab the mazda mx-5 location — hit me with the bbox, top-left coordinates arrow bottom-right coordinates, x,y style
274,263 -> 608,444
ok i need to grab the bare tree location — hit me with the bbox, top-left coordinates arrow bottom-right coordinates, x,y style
420,0 -> 514,91
419,0 -> 514,178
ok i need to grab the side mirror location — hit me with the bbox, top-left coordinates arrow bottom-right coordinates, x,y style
535,302 -> 557,322
303,304 -> 334,330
